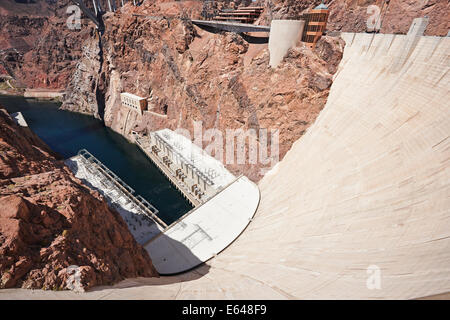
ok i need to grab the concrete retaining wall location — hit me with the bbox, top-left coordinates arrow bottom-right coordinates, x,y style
24,89 -> 64,99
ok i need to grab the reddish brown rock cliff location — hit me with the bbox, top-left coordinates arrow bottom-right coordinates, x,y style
2,0 -> 448,182
0,108 -> 157,291
1,0 -> 448,91
62,2 -> 345,181
0,0 -> 102,89
265,0 -> 449,36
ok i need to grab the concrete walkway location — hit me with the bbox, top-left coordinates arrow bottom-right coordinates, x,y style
145,176 -> 260,274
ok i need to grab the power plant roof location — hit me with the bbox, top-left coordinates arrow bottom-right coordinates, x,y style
154,128 -> 235,189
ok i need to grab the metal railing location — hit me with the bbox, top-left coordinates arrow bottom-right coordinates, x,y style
77,149 -> 168,229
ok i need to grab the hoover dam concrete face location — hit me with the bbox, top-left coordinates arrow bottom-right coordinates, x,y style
1,32 -> 449,299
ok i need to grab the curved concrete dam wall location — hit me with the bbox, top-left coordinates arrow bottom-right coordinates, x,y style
2,32 -> 449,299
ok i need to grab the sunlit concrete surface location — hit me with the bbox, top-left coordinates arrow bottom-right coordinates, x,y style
23,88 -> 65,99
10,112 -> 28,127
152,129 -> 235,191
268,20 -> 305,68
66,155 -> 164,244
145,176 -> 260,274
1,32 -> 449,299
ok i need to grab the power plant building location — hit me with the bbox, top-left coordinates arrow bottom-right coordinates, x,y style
152,129 -> 234,200
134,128 -> 235,205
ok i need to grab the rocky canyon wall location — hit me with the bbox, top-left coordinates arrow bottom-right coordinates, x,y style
0,107 -> 158,291
61,1 -> 448,182
0,0 -> 111,89
264,0 -> 448,36
62,1 -> 345,181
2,0 -> 448,181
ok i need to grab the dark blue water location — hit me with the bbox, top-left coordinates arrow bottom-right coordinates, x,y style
0,95 -> 192,225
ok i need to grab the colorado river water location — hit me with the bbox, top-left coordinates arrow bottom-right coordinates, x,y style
0,95 -> 193,225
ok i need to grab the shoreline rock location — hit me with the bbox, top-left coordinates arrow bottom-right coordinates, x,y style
0,107 -> 158,291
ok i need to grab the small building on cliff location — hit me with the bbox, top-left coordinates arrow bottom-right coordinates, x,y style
121,92 -> 147,115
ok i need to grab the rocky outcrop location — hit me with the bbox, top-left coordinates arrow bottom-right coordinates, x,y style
0,0 -> 102,89
328,0 -> 448,36
265,0 -> 449,36
0,108 -> 158,291
61,0 -> 449,182
60,30 -> 104,117
9,19 -> 93,89
62,2 -> 345,181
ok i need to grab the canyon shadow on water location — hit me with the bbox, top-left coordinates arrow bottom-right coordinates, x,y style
0,95 -> 193,225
